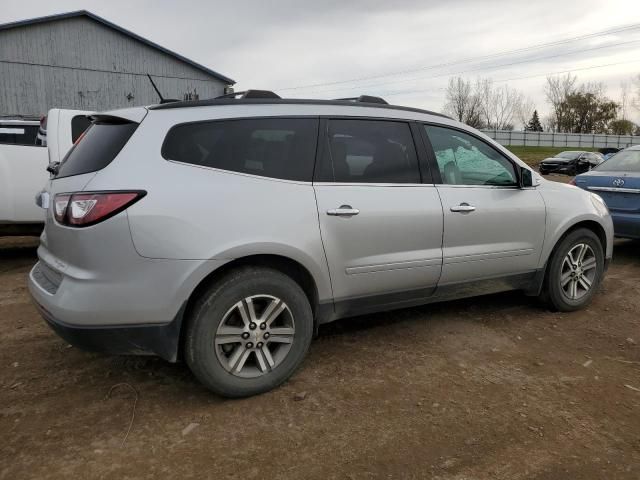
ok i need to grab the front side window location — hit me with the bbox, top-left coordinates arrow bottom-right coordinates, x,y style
162,118 -> 318,182
424,125 -> 517,186
317,119 -> 420,183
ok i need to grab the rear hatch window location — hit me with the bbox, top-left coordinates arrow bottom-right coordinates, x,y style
55,121 -> 137,179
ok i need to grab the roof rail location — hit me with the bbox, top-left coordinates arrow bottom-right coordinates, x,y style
335,95 -> 388,105
216,90 -> 281,100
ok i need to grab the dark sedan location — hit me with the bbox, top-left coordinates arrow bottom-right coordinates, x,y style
539,151 -> 603,176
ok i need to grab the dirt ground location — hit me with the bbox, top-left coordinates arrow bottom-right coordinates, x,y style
2,200 -> 640,478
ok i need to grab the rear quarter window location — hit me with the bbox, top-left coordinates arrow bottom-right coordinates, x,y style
162,117 -> 319,182
56,122 -> 138,178
71,115 -> 92,143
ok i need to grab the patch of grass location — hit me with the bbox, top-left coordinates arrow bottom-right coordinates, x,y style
505,146 -> 599,167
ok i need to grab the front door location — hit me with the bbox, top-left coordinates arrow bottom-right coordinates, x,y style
422,124 -> 546,287
314,119 -> 443,314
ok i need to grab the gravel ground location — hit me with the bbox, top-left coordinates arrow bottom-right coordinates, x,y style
1,228 -> 639,479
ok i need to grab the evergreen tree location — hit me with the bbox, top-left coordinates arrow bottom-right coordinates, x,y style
525,110 -> 543,132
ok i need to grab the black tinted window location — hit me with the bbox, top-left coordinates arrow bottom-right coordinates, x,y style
318,119 -> 419,183
71,115 -> 92,143
56,122 -> 138,178
162,118 -> 318,181
0,124 -> 39,145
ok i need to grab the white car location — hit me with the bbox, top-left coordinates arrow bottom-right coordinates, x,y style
0,109 -> 92,236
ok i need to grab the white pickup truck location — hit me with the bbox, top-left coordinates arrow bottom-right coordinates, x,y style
0,109 -> 92,236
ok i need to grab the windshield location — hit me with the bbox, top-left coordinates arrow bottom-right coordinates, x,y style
557,151 -> 581,159
596,149 -> 640,172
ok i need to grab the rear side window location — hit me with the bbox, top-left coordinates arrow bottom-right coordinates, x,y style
56,122 -> 138,178
162,118 -> 319,182
0,124 -> 39,145
316,119 -> 420,183
71,115 -> 92,143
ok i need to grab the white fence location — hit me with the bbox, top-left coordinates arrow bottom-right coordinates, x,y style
480,129 -> 640,149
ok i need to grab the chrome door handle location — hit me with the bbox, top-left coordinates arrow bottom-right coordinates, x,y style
327,205 -> 360,217
450,203 -> 476,213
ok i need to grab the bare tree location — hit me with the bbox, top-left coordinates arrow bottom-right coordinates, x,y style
477,79 -> 525,130
517,97 -> 536,130
442,77 -> 482,128
620,81 -> 630,121
633,74 -> 640,113
545,73 -> 577,130
542,113 -> 557,133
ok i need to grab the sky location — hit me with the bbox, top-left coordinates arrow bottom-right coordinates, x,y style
1,0 -> 639,125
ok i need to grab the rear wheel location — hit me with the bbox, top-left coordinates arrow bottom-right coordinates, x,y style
542,228 -> 604,311
185,267 -> 313,397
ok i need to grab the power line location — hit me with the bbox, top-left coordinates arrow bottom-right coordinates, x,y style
278,22 -> 640,92
382,58 -> 640,98
295,40 -> 640,96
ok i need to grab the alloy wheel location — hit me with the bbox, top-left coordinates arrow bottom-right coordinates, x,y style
214,295 -> 295,378
560,243 -> 597,300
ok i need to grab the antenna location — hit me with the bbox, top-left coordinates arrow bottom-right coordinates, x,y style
146,74 -> 178,104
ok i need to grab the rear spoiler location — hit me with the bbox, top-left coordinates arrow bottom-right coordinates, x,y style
91,107 -> 147,124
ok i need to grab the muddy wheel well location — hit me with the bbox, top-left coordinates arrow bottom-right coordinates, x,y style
177,255 -> 320,359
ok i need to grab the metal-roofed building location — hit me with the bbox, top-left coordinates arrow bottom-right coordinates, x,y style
0,10 -> 235,117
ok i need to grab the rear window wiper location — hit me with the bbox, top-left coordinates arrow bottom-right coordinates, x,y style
47,161 -> 60,176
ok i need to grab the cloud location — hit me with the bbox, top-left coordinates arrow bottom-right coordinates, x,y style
1,0 -> 638,120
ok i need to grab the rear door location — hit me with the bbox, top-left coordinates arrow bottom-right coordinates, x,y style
314,118 -> 443,315
422,124 -> 546,287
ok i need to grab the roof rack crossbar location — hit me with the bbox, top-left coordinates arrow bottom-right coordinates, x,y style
335,95 -> 388,105
215,90 -> 281,100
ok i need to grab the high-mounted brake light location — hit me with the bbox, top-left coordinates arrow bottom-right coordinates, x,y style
53,191 -> 146,227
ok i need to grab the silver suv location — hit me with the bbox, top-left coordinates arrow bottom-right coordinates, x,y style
28,91 -> 613,397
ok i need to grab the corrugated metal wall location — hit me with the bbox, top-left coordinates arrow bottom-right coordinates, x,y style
0,16 -> 228,117
481,129 -> 640,149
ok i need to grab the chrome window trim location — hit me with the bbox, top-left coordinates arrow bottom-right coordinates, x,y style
587,186 -> 640,194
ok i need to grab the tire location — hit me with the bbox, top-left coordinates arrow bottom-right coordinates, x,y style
185,267 -> 313,398
542,228 -> 604,312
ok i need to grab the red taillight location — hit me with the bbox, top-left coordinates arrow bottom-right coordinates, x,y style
568,178 -> 576,186
53,191 -> 145,227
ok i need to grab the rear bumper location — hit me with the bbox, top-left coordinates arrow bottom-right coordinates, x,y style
31,297 -> 185,362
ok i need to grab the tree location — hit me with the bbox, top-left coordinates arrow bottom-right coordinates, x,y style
545,76 -> 619,133
556,91 -> 618,134
442,77 -> 482,128
545,73 -> 577,131
609,119 -> 637,135
476,79 -> 525,130
542,113 -> 557,133
620,81 -> 631,121
516,98 -> 536,130
525,110 -> 543,132
633,74 -> 640,114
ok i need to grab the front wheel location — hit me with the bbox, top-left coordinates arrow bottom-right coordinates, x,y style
542,228 -> 604,312
185,267 -> 313,397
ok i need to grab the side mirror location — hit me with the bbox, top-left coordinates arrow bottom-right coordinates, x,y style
520,167 -> 534,188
